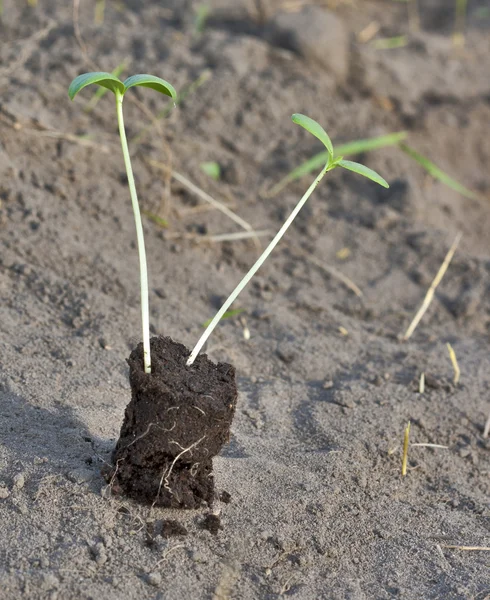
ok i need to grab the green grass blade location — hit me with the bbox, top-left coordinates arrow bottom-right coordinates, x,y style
266,131 -> 406,197
142,210 -> 168,228
68,72 -> 125,100
292,114 -> 334,158
335,132 -> 408,157
202,308 -> 244,328
372,35 -> 408,50
123,74 -> 176,100
339,160 -> 389,188
399,143 -> 478,200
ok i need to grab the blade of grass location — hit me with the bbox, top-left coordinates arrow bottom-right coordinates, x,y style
399,143 -> 478,200
372,35 -> 408,50
142,210 -> 168,228
266,132 -> 407,198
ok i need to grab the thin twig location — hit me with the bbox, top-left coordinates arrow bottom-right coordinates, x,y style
402,421 -> 411,477
294,246 -> 363,297
153,544 -> 186,569
411,443 -> 449,449
402,232 -> 462,341
483,411 -> 490,439
441,545 -> 490,551
146,159 -> 256,234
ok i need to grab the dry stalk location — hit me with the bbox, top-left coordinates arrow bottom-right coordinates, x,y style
402,232 -> 462,341
401,421 -> 411,477
446,343 -> 461,385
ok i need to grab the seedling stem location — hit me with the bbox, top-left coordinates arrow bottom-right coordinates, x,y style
115,90 -> 151,373
187,166 -> 328,366
68,72 -> 176,374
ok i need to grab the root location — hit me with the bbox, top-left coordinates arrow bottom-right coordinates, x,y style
152,435 -> 206,508
124,420 -> 176,450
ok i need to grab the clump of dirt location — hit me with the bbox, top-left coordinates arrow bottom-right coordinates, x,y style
110,336 -> 237,508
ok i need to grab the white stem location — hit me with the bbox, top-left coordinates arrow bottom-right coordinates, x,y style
187,166 -> 328,366
116,91 -> 151,373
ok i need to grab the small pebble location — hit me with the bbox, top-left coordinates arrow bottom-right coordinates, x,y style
13,473 -> 25,489
66,468 -> 94,484
147,572 -> 162,587
0,486 -> 10,499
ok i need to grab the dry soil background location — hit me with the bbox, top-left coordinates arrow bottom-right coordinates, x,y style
0,0 -> 489,598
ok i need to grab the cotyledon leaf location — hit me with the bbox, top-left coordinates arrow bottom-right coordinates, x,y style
68,72 -> 125,100
292,113 -> 334,159
339,159 -> 389,188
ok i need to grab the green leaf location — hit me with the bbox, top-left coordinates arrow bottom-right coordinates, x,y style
292,114 -> 334,159
200,161 -> 221,181
123,75 -> 177,100
339,159 -> 389,188
202,308 -> 244,328
68,72 -> 125,100
399,143 -> 478,200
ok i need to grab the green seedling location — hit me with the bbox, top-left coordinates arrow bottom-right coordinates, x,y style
68,72 -> 176,374
201,161 -> 221,181
186,114 -> 389,366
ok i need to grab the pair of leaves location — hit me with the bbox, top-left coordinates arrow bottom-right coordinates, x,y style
291,113 -> 389,189
68,72 -> 176,101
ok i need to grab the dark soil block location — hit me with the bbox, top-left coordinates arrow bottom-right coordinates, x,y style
110,336 -> 237,509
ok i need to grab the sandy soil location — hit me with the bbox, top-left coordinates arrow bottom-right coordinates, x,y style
0,0 -> 489,598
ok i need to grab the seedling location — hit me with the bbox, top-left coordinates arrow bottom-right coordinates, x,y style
186,114 -> 389,366
68,72 -> 176,374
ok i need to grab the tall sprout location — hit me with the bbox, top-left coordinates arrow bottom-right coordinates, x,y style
69,72 -> 176,373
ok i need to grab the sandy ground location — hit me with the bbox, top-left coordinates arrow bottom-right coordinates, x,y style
0,0 -> 489,598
